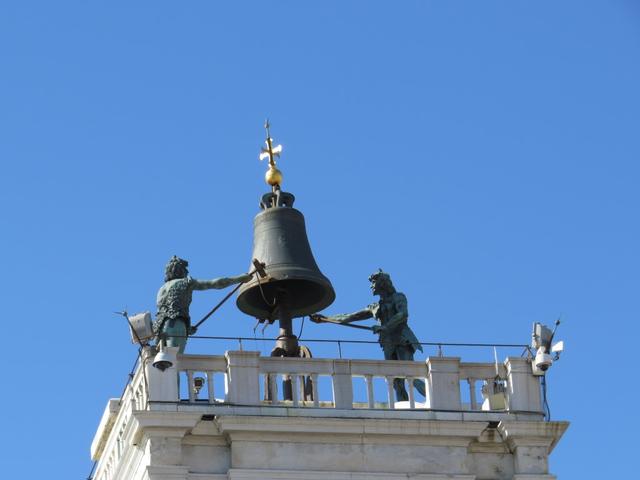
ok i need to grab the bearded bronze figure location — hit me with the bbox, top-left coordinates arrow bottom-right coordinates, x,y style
311,270 -> 426,401
155,256 -> 251,353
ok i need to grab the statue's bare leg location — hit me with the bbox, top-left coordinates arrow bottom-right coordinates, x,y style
385,349 -> 408,402
395,346 -> 426,399
381,341 -> 416,402
163,318 -> 188,354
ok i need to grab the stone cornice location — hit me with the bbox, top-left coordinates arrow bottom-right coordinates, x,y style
216,415 -> 486,435
498,421 -> 569,452
90,398 -> 120,461
226,469 -> 475,480
215,415 -> 489,447
131,411 -> 203,445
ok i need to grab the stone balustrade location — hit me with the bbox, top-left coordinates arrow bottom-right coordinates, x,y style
144,350 -> 542,414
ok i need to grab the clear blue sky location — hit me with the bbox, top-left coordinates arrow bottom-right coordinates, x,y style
1,1 -> 638,478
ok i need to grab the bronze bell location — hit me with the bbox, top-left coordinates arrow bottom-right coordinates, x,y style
236,190 -> 335,321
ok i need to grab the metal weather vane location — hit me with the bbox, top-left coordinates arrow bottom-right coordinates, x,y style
259,120 -> 284,188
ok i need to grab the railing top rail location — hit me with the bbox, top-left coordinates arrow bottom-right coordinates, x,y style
186,334 -> 529,349
259,356 -> 335,374
174,352 -> 508,380
178,354 -> 227,372
460,363 -> 506,379
349,359 -> 426,377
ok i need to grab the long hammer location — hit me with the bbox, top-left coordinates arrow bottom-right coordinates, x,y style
191,259 -> 267,332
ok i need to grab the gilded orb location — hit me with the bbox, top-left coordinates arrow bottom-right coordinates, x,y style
265,166 -> 283,186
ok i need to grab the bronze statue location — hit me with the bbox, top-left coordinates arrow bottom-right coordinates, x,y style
311,269 -> 426,401
155,256 -> 252,353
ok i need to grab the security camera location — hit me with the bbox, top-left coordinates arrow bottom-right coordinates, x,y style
531,320 -> 564,375
152,345 -> 177,371
533,347 -> 553,375
193,376 -> 205,397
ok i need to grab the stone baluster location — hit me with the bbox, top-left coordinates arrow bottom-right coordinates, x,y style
186,370 -> 195,402
385,376 -> 396,409
291,375 -> 300,406
468,378 -> 478,410
206,371 -> 215,404
365,375 -> 375,408
311,374 -> 319,407
267,374 -> 278,404
408,378 -> 416,408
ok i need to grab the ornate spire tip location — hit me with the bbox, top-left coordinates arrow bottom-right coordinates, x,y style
259,119 -> 283,188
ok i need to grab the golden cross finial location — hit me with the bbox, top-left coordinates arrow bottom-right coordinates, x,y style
259,119 -> 283,187
259,119 -> 282,167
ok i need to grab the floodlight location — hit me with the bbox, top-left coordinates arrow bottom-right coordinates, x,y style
128,312 -> 154,344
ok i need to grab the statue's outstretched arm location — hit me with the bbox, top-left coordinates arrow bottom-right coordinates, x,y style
313,308 -> 373,325
192,273 -> 252,290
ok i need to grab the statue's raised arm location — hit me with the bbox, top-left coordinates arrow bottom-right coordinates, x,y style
154,256 -> 251,353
